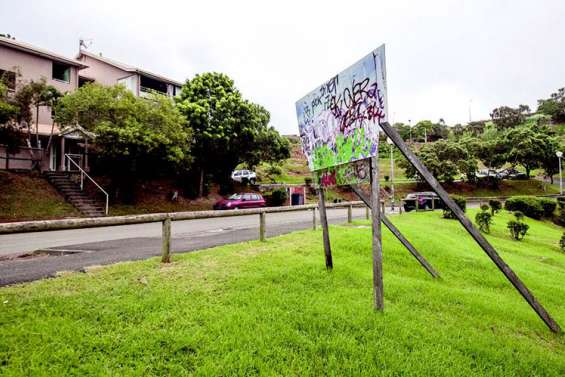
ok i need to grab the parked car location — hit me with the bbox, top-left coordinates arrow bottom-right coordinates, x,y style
402,191 -> 444,212
497,168 -> 528,180
213,193 -> 266,210
231,170 -> 257,184
475,169 -> 498,178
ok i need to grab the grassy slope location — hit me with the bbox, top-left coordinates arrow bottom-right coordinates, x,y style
0,171 -> 79,222
1,210 -> 565,375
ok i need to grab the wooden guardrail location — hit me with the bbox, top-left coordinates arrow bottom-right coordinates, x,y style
0,201 -> 366,262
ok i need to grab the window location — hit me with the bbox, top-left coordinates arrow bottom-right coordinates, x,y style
252,194 -> 260,200
243,194 -> 253,201
52,62 -> 71,83
140,75 -> 167,94
0,69 -> 16,90
78,76 -> 94,87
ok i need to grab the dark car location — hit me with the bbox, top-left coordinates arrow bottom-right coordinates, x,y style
402,191 -> 444,212
213,193 -> 266,210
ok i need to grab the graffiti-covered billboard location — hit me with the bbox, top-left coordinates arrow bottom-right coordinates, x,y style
296,45 -> 387,172
315,159 -> 370,188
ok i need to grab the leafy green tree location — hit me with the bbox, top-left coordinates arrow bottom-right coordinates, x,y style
392,122 -> 411,141
490,105 -> 529,130
504,124 -> 555,178
537,88 -> 565,123
475,126 -> 509,171
56,84 -> 191,202
176,72 -> 290,195
399,139 -> 477,183
0,82 -> 22,164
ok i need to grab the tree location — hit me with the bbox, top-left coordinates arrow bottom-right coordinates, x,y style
504,124 -> 553,178
0,82 -> 22,168
399,139 -> 477,183
56,84 -> 191,202
475,125 -> 509,171
392,122 -> 411,141
537,88 -> 565,123
176,72 -> 290,195
414,120 -> 433,143
490,105 -> 529,130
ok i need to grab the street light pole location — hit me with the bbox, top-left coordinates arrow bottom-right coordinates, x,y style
557,151 -> 563,195
387,137 -> 395,211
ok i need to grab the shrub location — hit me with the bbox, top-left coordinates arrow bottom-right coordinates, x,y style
504,196 -> 543,219
384,175 -> 390,182
507,220 -> 529,240
442,195 -> 466,219
480,204 -> 490,212
557,196 -> 565,210
475,210 -> 493,233
507,211 -> 529,240
304,176 -> 313,186
560,232 -> 565,252
489,199 -> 502,215
270,188 -> 288,207
538,198 -> 557,218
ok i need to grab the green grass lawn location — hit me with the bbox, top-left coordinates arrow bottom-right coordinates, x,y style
1,210 -> 565,375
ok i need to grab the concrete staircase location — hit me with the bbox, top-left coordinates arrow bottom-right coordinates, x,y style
44,171 -> 106,217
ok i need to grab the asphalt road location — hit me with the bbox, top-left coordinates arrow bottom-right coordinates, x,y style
0,207 -> 368,286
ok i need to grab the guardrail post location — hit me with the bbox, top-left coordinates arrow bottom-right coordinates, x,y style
259,212 -> 266,241
312,208 -> 317,230
161,216 -> 171,263
365,206 -> 369,220
347,205 -> 353,223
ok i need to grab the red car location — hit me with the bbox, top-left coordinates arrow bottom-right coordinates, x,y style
213,193 -> 266,210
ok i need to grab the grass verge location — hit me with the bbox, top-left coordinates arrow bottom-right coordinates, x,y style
1,210 -> 564,375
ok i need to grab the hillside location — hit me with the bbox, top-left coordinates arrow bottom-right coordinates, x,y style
1,209 -> 564,375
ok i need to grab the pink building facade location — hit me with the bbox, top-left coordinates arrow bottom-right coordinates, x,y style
0,36 -> 88,171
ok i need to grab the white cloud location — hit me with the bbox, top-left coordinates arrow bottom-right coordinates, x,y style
1,0 -> 564,133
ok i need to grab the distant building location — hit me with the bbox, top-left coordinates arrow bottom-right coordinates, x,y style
0,37 -> 184,172
76,50 -> 183,98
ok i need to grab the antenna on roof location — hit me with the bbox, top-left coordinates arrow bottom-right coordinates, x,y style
79,38 -> 93,51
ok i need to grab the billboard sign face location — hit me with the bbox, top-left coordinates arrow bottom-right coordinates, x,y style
315,159 -> 370,188
296,45 -> 387,171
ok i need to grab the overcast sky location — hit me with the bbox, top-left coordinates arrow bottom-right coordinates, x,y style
2,0 -> 565,134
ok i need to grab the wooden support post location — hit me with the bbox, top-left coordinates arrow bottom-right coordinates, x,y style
370,157 -> 384,310
259,212 -> 266,241
312,208 -> 317,230
432,197 -> 435,210
161,216 -> 171,263
415,197 -> 419,211
347,205 -> 353,223
380,121 -> 561,333
350,185 -> 439,278
318,188 -> 333,270
365,206 -> 370,220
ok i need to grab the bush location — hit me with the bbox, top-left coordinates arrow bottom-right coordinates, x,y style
475,210 -> 493,233
270,188 -> 288,207
504,196 -> 543,219
557,196 -> 565,210
539,198 -> 557,218
304,177 -> 313,186
480,204 -> 490,212
384,175 -> 390,182
442,195 -> 466,219
489,199 -> 502,215
507,211 -> 529,240
507,220 -> 529,240
560,232 -> 565,252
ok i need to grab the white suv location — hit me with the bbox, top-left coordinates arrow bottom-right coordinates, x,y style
231,169 -> 257,184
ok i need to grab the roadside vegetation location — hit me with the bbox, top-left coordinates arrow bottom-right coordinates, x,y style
1,209 -> 564,375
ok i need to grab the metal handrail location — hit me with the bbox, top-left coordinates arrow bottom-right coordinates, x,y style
64,154 -> 109,215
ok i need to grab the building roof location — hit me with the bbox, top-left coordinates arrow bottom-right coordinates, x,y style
0,36 -> 88,68
76,50 -> 184,87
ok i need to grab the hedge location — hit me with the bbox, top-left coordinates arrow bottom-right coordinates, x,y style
504,196 -> 544,219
